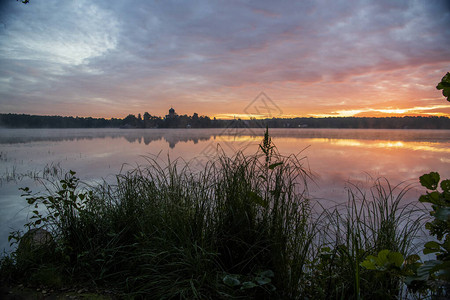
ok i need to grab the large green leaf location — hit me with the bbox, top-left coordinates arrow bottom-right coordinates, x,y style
376,249 -> 390,266
423,241 -> 441,255
360,256 -> 377,270
420,172 -> 440,190
387,251 -> 404,268
441,179 -> 450,193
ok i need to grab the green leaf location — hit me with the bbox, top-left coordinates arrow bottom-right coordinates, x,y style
418,195 -> 429,203
255,276 -> 271,285
417,260 -> 443,279
376,249 -> 390,266
424,241 -> 441,249
360,256 -> 377,270
269,162 -> 283,170
27,198 -> 36,205
387,251 -> 404,268
423,241 -> 441,254
247,191 -> 268,208
241,281 -> 258,289
223,275 -> 240,287
420,191 -> 441,205
441,180 -> 450,193
405,254 -> 421,264
420,172 -> 440,190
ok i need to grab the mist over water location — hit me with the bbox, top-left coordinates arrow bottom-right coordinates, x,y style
0,128 -> 449,252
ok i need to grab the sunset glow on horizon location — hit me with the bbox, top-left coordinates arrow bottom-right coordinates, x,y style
0,1 -> 449,119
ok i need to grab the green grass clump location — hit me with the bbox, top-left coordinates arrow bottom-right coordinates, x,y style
0,128 -> 428,299
307,180 -> 426,299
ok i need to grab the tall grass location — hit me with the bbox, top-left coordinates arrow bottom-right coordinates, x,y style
1,129 -> 427,299
310,180 -> 426,299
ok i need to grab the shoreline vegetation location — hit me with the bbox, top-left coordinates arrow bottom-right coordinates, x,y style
1,113 -> 450,129
0,128 -> 448,299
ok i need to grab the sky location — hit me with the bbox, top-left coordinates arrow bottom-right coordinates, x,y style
0,0 -> 449,119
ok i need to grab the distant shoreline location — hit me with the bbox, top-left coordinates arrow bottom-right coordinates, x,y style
1,113 -> 449,129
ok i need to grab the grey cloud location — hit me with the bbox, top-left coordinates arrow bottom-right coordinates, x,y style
0,0 -> 449,116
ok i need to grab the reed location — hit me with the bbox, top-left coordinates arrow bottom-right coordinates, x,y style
309,179 -> 426,299
1,129 -> 427,299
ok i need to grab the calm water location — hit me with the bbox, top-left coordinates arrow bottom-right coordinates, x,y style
1,128 -> 449,252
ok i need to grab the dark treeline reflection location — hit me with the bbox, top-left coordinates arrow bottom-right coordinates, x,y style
0,128 -> 449,149
0,129 -> 214,149
124,133 -> 211,149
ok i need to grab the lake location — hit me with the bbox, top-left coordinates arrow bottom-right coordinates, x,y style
1,128 -> 449,252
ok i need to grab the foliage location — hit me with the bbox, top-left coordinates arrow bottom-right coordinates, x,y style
361,249 -> 405,271
1,129 -> 316,298
0,129 -> 436,299
361,250 -> 423,296
306,179 -> 425,300
2,113 -> 450,129
417,172 -> 450,284
363,171 -> 450,298
222,270 -> 276,298
436,72 -> 450,102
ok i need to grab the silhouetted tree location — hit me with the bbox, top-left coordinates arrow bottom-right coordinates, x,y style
123,114 -> 138,128
137,113 -> 144,128
143,112 -> 151,128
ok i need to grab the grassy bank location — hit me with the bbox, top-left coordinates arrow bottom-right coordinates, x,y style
0,129 -> 447,299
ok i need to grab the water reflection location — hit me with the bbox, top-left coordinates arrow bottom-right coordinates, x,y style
1,128 -> 449,146
307,139 -> 450,153
0,128 -> 214,149
0,128 -> 449,252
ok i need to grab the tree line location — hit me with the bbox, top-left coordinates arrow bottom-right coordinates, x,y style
0,113 -> 449,129
122,112 -> 213,128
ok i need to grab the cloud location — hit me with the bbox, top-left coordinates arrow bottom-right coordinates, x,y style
0,0 -> 449,117
0,1 -> 118,66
